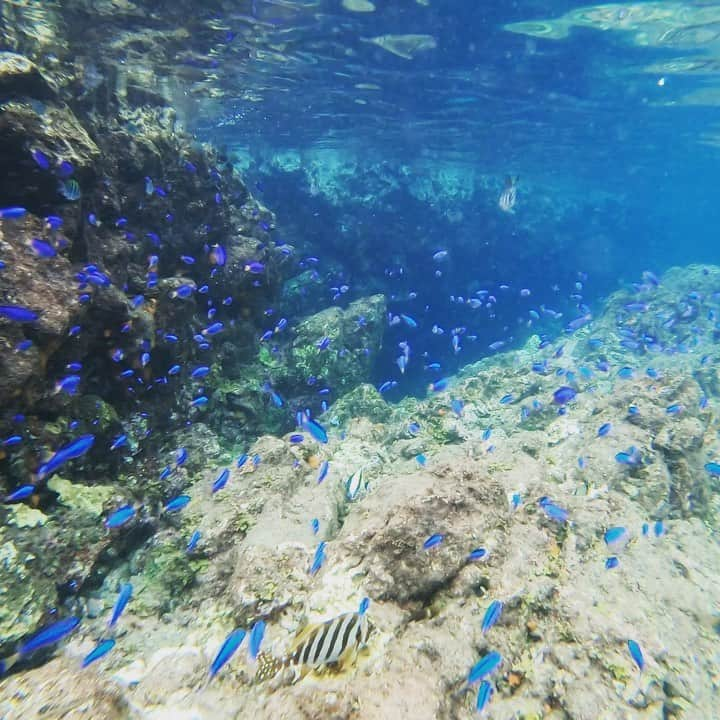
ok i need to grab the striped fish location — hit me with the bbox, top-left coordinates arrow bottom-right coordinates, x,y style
498,175 -> 518,213
256,611 -> 371,683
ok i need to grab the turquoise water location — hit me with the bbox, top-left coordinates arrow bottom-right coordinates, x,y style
1,2 -> 720,718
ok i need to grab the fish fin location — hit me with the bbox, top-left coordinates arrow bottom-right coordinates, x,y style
504,175 -> 512,187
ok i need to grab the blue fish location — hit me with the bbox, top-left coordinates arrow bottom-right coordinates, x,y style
476,680 -> 493,714
311,518 -> 320,534
538,497 -> 568,523
499,393 -> 514,405
468,547 -> 487,561
82,638 -> 115,668
289,434 -> 304,444
415,453 -> 427,467
191,366 -> 211,379
105,504 -> 135,529
4,484 -> 35,503
31,149 -> 50,169
0,304 -> 38,322
468,651 -> 502,683
210,628 -> 245,679
604,527 -> 628,545
38,434 -> 95,479
108,583 -> 132,628
627,639 -> 644,671
248,620 -> 266,660
303,418 -> 328,443
423,533 -> 444,550
597,422 -> 612,437
309,541 -> 326,575
317,460 -> 329,484
705,462 -> 720,476
0,207 -> 27,220
190,396 -> 209,408
429,378 -> 450,393
481,600 -> 503,634
236,454 -> 248,468
212,468 -> 230,494
164,495 -> 190,513
552,386 -> 576,405
605,556 -> 619,569
30,238 -> 57,257
18,616 -> 80,656
359,597 -> 370,615
186,530 -> 201,553
202,322 -> 224,336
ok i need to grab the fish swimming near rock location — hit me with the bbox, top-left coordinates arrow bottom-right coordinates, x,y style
498,175 -> 518,213
255,610 -> 371,684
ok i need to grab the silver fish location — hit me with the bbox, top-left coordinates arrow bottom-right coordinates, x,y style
498,175 -> 518,213
256,611 -> 371,683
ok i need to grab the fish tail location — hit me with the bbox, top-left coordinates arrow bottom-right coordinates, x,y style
255,652 -> 283,683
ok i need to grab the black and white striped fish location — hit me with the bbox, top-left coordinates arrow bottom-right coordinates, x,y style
256,611 -> 371,683
498,175 -> 519,213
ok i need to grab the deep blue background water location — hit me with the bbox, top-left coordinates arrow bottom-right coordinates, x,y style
188,0 -> 720,397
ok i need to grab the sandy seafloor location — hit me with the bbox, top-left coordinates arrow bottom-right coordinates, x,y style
2,265 -> 720,720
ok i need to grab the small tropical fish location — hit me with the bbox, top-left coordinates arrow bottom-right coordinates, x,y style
58,179 -> 81,201
604,526 -> 628,546
31,149 -> 50,169
359,597 -> 370,615
0,304 -> 38,322
209,245 -> 227,267
468,547 -> 487,561
476,680 -> 493,714
245,262 -> 265,274
190,396 -> 209,408
311,518 -> 320,534
481,600 -> 503,634
423,533 -> 444,550
4,485 -> 36,503
210,628 -> 246,679
256,610 -> 370,683
191,366 -> 211,379
185,530 -> 201,553
105,504 -> 135,529
289,434 -> 304,444
248,620 -> 266,660
705,462 -> 720,476
108,583 -> 132,628
499,393 -> 514,405
0,207 -> 27,220
164,495 -> 190,513
498,175 -> 518,213
468,651 -> 502,683
38,434 -> 95,480
30,238 -> 57,257
666,404 -> 683,415
303,418 -> 328,444
605,556 -> 619,569
202,322 -> 224,336
597,422 -> 612,437
346,468 -> 365,501
552,386 -> 576,405
627,639 -> 644,671
82,638 -> 115,668
538,497 -> 568,523
17,617 -> 80,658
316,460 -> 329,484
110,435 -> 127,451
309,541 -> 326,575
415,453 -> 427,467
429,378 -> 450,393
212,468 -> 230,494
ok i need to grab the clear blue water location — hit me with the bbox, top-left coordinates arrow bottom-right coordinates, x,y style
188,0 -> 720,396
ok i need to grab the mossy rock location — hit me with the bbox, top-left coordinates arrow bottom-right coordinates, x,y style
323,383 -> 391,426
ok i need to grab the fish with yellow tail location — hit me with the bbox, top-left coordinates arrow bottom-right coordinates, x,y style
498,175 -> 519,213
256,610 -> 371,684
